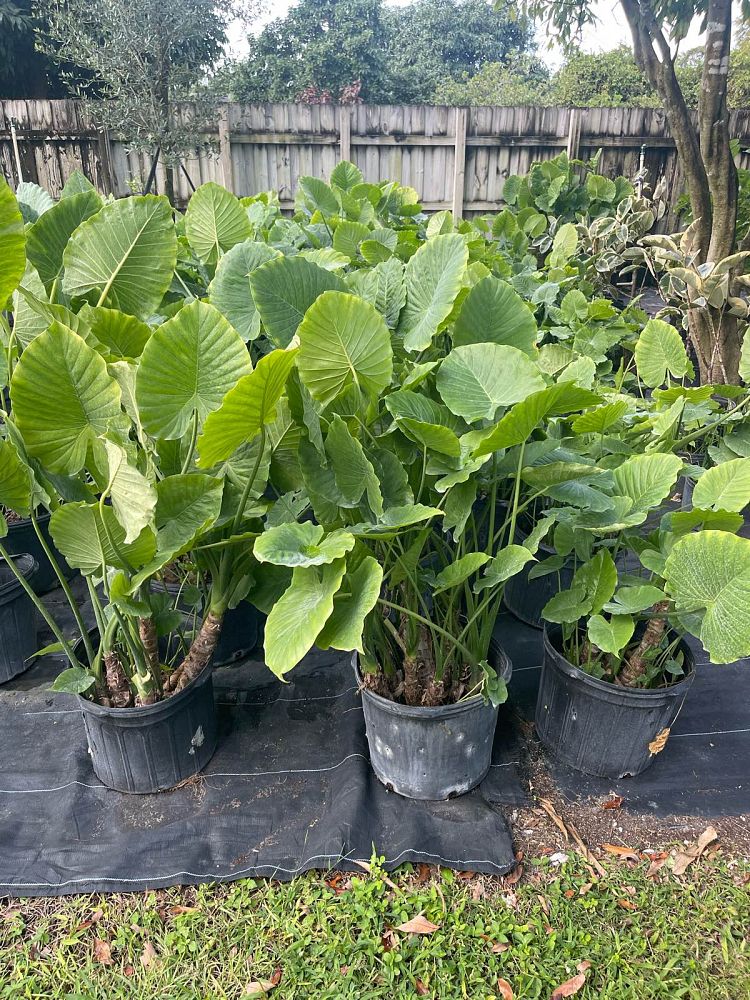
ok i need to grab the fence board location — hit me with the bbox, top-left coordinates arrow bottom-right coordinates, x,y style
3,99 -> 748,219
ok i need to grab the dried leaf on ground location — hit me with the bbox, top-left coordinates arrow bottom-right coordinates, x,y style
381,928 -> 398,951
93,938 -> 112,965
601,844 -> 639,862
503,864 -> 523,885
551,972 -> 587,998
672,827 -> 718,876
415,863 -> 432,883
492,941 -> 510,954
396,914 -> 440,935
497,977 -> 514,999
601,796 -> 623,810
617,898 -> 637,911
245,968 -> 282,996
539,798 -> 570,841
169,905 -> 200,915
415,978 -> 429,995
140,941 -> 158,969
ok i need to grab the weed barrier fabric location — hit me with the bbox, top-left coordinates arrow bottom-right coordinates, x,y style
495,611 -> 750,818
0,642 -> 521,898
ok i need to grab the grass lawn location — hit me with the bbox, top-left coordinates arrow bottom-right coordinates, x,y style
1,852 -> 748,999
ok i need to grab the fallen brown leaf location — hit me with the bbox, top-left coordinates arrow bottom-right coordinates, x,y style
415,863 -> 432,884
577,961 -> 591,973
415,978 -> 429,996
503,864 -> 523,886
646,857 -> 668,878
457,869 -> 476,880
93,938 -> 112,966
648,727 -> 671,755
123,965 -> 135,977
551,972 -> 586,998
168,905 -> 200,915
537,894 -> 550,916
396,914 -> 440,935
564,889 -> 575,899
471,881 -> 485,901
245,981 -> 277,997
352,859 -> 399,891
578,882 -> 594,896
497,977 -> 514,1000
601,844 -> 639,861
672,827 -> 718,876
140,941 -> 158,969
381,928 -> 398,951
491,942 -> 510,954
601,795 -> 623,810
616,899 -> 637,911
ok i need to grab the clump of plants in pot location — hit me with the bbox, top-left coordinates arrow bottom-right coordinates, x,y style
0,297 -> 271,792
200,268 -> 602,799
536,446 -> 750,779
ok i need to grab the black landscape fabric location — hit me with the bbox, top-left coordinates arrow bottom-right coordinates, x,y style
0,589 -> 748,898
0,642 -> 522,898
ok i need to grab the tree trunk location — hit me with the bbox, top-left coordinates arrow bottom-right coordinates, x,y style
619,601 -> 670,687
619,0 -> 741,383
688,308 -> 743,384
104,651 -> 133,708
170,610 -> 224,692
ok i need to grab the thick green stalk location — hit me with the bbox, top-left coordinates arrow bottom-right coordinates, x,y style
31,513 -> 95,666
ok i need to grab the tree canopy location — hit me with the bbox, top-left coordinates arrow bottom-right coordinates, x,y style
222,0 -> 536,104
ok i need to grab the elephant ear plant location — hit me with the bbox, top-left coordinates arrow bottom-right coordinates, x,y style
200,245 -> 603,797
0,184 -> 280,790
528,334 -> 750,778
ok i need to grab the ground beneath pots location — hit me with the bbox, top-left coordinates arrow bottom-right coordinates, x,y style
0,583 -> 747,897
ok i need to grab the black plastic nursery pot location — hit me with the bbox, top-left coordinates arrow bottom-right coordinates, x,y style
73,630 -> 218,794
357,642 -> 513,800
535,627 -> 696,779
4,512 -> 74,594
503,538 -> 574,630
0,553 -> 39,684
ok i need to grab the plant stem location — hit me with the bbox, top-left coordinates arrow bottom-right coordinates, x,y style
377,597 -> 478,668
31,513 -> 95,666
181,409 -> 199,474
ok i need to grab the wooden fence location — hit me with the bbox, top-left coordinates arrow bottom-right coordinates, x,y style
4,100 -> 750,221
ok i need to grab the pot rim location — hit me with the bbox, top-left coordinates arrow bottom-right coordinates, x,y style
73,622 -> 213,719
5,509 -> 52,529
542,625 -> 696,703
354,642 -> 512,720
0,552 -> 38,598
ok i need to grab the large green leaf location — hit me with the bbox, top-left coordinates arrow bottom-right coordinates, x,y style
398,233 -> 468,351
197,348 -> 298,467
49,502 -> 156,576
250,256 -> 345,348
0,177 -> 26,307
432,552 -> 491,594
78,305 -> 152,359
473,384 -> 602,457
208,239 -> 280,340
101,438 -> 156,543
0,440 -> 33,517
330,160 -> 363,192
691,457 -> 750,512
11,322 -> 122,474
473,545 -> 536,593
297,175 -> 340,216
333,220 -> 371,260
316,556 -> 383,653
664,530 -> 750,662
634,318 -> 690,388
436,344 -> 545,422
611,453 -> 684,512
184,182 -> 252,265
297,291 -> 392,405
26,189 -> 102,289
15,182 -> 54,223
254,521 -> 355,567
453,275 -> 537,355
264,558 -> 347,677
136,301 -> 251,440
325,414 -> 383,516
62,195 -> 177,317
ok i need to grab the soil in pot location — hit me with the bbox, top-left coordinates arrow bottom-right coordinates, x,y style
358,639 -> 513,800
73,621 -> 218,793
535,626 -> 696,779
0,553 -> 39,684
3,510 -> 74,594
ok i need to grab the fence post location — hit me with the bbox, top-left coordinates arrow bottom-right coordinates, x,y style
339,107 -> 352,163
218,104 -> 234,192
452,106 -> 467,220
566,107 -> 582,159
